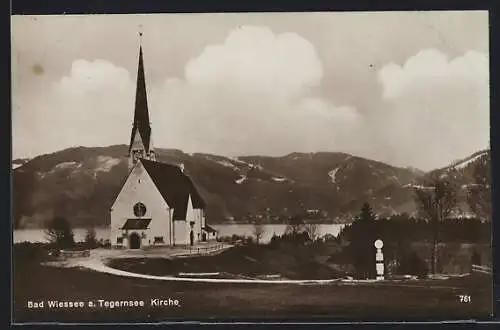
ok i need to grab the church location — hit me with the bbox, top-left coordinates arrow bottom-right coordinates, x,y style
110,37 -> 216,249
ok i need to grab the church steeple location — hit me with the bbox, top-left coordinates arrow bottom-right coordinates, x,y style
128,32 -> 155,168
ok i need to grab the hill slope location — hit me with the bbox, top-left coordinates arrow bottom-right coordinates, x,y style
12,146 -> 490,229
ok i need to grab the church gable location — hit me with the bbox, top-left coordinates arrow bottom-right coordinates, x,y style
140,159 -> 205,220
111,160 -> 169,212
130,127 -> 146,151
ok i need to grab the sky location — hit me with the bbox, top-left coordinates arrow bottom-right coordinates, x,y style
11,11 -> 490,171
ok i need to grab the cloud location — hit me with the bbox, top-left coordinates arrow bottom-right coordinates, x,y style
58,59 -> 132,94
184,26 -> 323,98
375,49 -> 489,170
12,27 -> 489,173
379,49 -> 488,100
148,25 -> 359,156
12,59 -> 135,157
13,25 -> 359,160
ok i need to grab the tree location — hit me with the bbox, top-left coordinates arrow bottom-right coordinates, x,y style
467,154 -> 491,222
252,221 -> 266,245
414,175 -> 457,274
45,216 -> 75,249
349,203 -> 377,279
322,233 -> 336,242
285,215 -> 304,237
396,250 -> 429,278
304,223 -> 319,242
84,226 -> 98,249
359,203 -> 376,224
471,250 -> 481,266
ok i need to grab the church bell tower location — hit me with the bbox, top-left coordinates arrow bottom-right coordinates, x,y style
128,32 -> 156,169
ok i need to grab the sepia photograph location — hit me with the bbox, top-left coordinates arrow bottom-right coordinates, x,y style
11,11 -> 492,323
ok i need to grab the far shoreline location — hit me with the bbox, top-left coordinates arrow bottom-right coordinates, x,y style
13,223 -> 350,244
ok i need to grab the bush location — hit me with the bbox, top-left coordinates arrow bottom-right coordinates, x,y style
217,236 -> 231,243
396,250 -> 429,278
84,227 -> 98,249
471,250 -> 481,265
322,234 -> 337,242
94,238 -> 111,248
45,216 -> 75,249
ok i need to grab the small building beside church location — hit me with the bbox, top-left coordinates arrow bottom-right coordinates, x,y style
110,39 -> 217,249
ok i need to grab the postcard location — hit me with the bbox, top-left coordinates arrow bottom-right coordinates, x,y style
11,11 -> 492,323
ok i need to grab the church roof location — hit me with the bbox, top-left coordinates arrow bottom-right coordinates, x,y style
140,159 -> 205,220
128,46 -> 152,154
121,218 -> 152,230
202,225 -> 217,233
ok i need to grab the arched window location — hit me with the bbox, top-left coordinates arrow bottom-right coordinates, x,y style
133,202 -> 147,217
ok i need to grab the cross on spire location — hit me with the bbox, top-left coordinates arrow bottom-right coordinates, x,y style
128,31 -> 152,155
138,24 -> 143,43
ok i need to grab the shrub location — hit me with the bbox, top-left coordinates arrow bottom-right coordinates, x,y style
84,227 -> 98,249
471,250 -> 481,265
396,250 -> 429,278
44,216 -> 75,249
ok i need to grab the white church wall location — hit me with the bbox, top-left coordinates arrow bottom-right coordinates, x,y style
185,195 -> 200,243
110,161 -> 171,248
188,195 -> 210,243
171,196 -> 204,246
201,210 -> 206,229
173,220 -> 189,245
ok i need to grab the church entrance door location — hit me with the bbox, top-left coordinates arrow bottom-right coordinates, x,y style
129,232 -> 141,249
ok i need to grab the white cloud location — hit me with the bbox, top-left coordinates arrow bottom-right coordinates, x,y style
13,25 -> 358,160
12,60 -> 135,158
148,25 -> 359,156
184,26 -> 323,98
375,49 -> 489,170
379,49 -> 488,100
58,59 -> 132,94
12,27 -> 489,172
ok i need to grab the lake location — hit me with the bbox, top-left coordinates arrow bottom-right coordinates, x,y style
13,224 -> 348,244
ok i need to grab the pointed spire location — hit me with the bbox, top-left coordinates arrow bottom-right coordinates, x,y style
129,32 -> 152,154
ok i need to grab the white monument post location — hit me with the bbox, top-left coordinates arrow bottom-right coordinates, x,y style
374,239 -> 384,280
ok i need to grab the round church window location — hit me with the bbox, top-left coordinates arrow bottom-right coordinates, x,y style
133,202 -> 147,217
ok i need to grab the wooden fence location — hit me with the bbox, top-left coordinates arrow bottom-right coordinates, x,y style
187,243 -> 225,256
60,249 -> 91,258
472,264 -> 492,274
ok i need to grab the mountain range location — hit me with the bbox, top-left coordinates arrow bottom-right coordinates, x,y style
12,146 -> 490,229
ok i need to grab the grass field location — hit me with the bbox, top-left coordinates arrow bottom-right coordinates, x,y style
106,244 -> 346,280
13,259 -> 493,323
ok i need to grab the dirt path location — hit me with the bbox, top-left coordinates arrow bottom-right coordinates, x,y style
75,257 -> 345,284
66,256 -> 460,288
44,247 -> 466,288
54,248 -> 345,284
